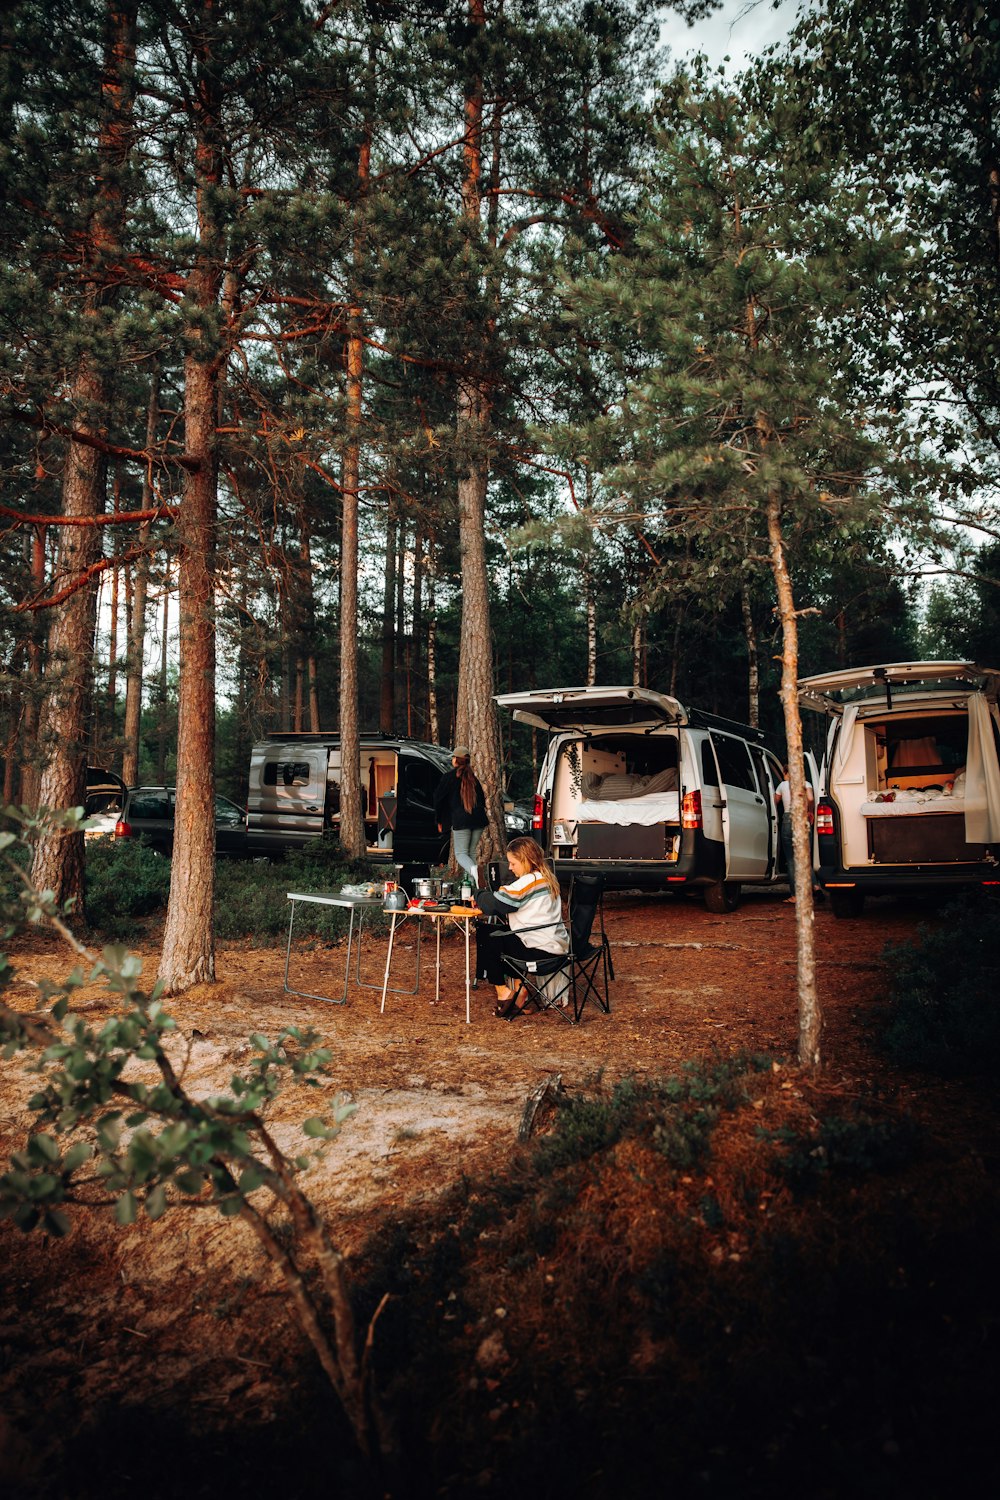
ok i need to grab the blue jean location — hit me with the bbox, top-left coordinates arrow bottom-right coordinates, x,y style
452,826 -> 484,882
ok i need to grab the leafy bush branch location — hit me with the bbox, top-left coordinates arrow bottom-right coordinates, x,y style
0,805 -> 383,1462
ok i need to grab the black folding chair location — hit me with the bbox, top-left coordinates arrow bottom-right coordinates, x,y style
501,893 -> 613,1025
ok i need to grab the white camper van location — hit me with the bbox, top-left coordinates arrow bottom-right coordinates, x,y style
246,733 -> 452,867
798,661 -> 1000,917
495,686 -> 787,911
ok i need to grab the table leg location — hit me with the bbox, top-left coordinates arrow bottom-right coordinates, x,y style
380,911 -> 399,1014
435,918 -> 442,1005
463,916 -> 471,1025
283,898 -> 350,1005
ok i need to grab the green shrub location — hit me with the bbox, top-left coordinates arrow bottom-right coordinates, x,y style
533,1054 -> 772,1177
768,1108 -> 921,1193
84,840 -> 171,940
214,837 -> 382,944
879,890 -> 1000,1074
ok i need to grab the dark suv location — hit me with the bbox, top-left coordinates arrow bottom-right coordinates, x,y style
114,786 -> 248,857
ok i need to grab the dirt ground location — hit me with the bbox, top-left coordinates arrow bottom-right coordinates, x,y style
1,887 -> 996,1497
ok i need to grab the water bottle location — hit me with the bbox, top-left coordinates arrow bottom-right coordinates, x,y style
460,879 -> 473,903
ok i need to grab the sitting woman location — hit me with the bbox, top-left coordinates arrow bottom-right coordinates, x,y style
475,836 -> 569,1019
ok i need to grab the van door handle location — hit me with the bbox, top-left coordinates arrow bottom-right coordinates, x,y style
305,804 -> 320,812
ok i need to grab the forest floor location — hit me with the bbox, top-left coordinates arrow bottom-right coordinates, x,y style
1,888 -> 998,1499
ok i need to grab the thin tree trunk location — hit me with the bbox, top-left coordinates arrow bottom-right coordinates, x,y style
19,528 -> 47,807
337,123 -> 370,860
107,466 -> 122,717
122,367 -> 159,786
741,582 -> 759,729
156,566 -> 170,783
411,527 -> 424,737
426,533 -> 439,745
379,505 -> 396,734
767,493 -> 821,1067
584,469 -> 597,685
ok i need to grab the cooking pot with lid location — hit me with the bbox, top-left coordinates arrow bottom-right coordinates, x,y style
414,877 -> 436,899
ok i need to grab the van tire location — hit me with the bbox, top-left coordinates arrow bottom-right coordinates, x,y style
829,889 -> 865,919
704,880 -> 741,913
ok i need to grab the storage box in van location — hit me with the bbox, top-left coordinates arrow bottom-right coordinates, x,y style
495,686 -> 787,911
798,661 -> 1000,917
246,733 -> 452,868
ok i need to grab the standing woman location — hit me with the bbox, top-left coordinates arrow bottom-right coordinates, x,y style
475,836 -> 569,1019
434,746 -> 488,885
774,763 -> 815,903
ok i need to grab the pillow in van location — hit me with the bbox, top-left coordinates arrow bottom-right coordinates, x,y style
582,768 -> 678,800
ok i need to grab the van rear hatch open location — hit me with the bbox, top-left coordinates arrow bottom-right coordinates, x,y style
495,685 -> 687,731
798,661 -> 1000,715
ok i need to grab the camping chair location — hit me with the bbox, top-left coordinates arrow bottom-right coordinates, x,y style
501,885 -> 613,1024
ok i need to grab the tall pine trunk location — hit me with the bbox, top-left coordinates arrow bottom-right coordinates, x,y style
31,0 -> 137,912
158,12 -> 222,993
453,0 -> 504,856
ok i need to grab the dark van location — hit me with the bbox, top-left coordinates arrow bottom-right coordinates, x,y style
246,733 -> 452,867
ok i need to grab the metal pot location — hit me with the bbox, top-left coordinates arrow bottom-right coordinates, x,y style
414,877 -> 435,899
383,888 -> 409,911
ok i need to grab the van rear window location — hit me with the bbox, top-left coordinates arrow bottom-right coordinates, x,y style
264,761 -> 311,788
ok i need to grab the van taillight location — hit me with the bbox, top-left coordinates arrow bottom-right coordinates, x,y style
816,802 -> 834,836
682,790 -> 702,829
532,795 -> 544,831
114,819 -> 131,839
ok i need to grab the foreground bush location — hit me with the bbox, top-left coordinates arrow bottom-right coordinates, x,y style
879,890 -> 1000,1074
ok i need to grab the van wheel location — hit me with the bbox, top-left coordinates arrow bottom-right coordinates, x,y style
704,880 -> 741,913
829,890 -> 865,919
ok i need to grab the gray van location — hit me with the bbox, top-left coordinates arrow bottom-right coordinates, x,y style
495,686 -> 787,911
246,733 -> 452,867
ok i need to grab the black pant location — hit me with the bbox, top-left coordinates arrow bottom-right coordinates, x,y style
476,924 -> 558,985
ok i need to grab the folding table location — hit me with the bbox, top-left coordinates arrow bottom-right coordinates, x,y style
379,905 -> 479,1024
284,890 -> 422,1005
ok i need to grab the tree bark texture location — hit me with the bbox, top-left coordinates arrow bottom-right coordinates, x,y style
158,11 -> 222,994
767,493 -> 822,1068
30,0 -> 138,912
336,128 -> 371,861
453,0 -> 505,858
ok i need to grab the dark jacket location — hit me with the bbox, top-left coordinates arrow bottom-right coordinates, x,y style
434,767 -> 488,831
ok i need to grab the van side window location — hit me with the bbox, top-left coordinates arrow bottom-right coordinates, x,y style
711,734 -> 756,792
701,740 -> 719,787
750,747 -> 774,798
264,761 -> 311,788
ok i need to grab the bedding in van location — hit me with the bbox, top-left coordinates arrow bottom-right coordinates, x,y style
581,768 -> 677,799
576,791 -> 680,826
861,777 -> 965,816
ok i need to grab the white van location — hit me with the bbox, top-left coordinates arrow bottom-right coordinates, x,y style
494,686 -> 787,911
798,661 -> 1000,917
246,733 -> 452,868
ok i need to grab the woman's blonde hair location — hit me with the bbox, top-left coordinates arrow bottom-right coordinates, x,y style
507,836 -> 560,898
